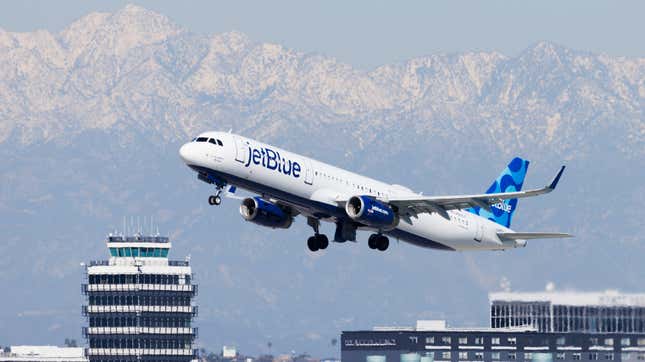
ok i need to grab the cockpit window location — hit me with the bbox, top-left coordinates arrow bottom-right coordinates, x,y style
196,137 -> 208,142
208,139 -> 217,145
217,139 -> 223,146
192,138 -> 197,142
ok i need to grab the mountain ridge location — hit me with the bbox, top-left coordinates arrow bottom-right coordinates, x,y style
0,6 -> 642,155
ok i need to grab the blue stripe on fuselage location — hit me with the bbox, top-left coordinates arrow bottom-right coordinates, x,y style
188,165 -> 454,251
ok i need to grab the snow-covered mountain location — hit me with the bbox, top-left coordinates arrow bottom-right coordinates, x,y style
1,5 -> 642,151
0,4 -> 643,357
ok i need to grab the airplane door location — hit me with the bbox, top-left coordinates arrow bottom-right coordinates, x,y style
304,159 -> 314,185
233,136 -> 248,164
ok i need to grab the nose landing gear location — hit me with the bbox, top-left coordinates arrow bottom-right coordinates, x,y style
208,194 -> 222,206
207,185 -> 225,206
368,234 -> 389,251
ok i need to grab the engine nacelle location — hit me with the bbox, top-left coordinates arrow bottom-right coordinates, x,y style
345,195 -> 398,229
239,197 -> 293,229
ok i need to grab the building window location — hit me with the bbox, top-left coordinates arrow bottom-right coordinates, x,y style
442,336 -> 451,345
590,338 -> 599,345
475,352 -> 483,360
492,337 -> 501,345
637,353 -> 645,361
589,352 -> 598,360
459,352 -> 468,360
605,338 -> 614,346
621,338 -> 631,346
508,337 -> 517,345
557,337 -> 566,346
508,352 -> 516,360
491,352 -> 500,360
605,353 -> 614,360
556,353 -> 566,360
459,337 -> 468,345
573,353 -> 581,360
441,352 -> 451,360
474,337 -> 484,345
524,353 -> 533,360
426,337 -> 435,344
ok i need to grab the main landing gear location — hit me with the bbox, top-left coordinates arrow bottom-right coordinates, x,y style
368,233 -> 389,251
307,234 -> 329,252
306,217 -> 329,252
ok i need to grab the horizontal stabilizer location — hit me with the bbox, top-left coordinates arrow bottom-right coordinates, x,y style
497,232 -> 573,240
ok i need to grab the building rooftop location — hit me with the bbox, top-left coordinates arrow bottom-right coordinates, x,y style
0,346 -> 86,361
367,320 -> 536,333
489,290 -> 645,307
107,235 -> 169,243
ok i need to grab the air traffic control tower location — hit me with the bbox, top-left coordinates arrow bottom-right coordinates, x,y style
82,234 -> 198,362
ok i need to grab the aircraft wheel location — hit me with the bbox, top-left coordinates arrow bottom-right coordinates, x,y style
307,236 -> 319,252
213,195 -> 222,205
208,195 -> 217,205
368,234 -> 377,249
317,234 -> 329,250
377,236 -> 389,251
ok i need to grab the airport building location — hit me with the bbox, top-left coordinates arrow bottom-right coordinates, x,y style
0,346 -> 87,362
342,291 -> 645,362
490,290 -> 645,334
82,234 -> 198,362
342,320 -> 645,362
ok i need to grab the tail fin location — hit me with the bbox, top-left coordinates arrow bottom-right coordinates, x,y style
467,157 -> 530,228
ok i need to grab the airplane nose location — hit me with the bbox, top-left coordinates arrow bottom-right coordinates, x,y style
179,143 -> 192,163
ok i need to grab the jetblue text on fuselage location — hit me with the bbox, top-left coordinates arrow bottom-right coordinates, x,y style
244,146 -> 301,178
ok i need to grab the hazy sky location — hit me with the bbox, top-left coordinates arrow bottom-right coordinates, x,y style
1,0 -> 644,68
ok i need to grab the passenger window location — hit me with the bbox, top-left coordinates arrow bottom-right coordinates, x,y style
217,139 -> 223,146
208,139 -> 217,145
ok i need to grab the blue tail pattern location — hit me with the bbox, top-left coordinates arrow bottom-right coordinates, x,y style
467,157 -> 530,228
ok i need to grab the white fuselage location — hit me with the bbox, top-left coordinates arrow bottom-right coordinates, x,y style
179,132 -> 522,251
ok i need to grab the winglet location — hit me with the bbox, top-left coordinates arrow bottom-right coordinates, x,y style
548,166 -> 566,190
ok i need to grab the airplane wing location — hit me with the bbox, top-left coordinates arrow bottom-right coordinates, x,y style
386,166 -> 565,220
497,232 -> 573,240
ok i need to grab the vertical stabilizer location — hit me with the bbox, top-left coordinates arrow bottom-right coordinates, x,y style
467,157 -> 530,228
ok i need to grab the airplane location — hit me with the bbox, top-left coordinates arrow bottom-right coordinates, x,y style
179,131 -> 572,252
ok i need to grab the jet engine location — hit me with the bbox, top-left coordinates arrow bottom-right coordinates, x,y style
345,195 -> 398,229
239,197 -> 293,229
